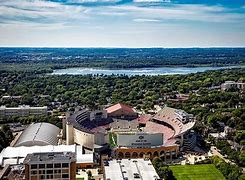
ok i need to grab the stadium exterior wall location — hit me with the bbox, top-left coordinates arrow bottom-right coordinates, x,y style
66,123 -> 108,149
114,145 -> 179,160
74,128 -> 94,149
66,123 -> 74,145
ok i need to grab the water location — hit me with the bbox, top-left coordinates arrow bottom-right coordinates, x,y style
51,65 -> 243,76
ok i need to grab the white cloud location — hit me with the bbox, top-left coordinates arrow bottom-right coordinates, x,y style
0,0 -> 62,9
133,18 -> 160,22
95,11 -> 126,16
0,0 -> 244,32
0,1 -> 244,47
110,4 -> 245,23
0,0 -> 88,25
134,0 -> 170,3
68,0 -> 120,3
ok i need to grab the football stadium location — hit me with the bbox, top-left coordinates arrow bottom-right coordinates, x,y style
65,103 -> 196,160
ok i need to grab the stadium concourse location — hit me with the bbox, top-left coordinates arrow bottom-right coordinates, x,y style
65,103 -> 196,161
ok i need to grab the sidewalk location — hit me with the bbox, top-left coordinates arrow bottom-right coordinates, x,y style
209,146 -> 233,164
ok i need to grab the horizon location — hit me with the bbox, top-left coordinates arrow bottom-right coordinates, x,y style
0,46 -> 245,49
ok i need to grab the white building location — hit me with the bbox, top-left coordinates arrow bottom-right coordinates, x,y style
221,81 -> 245,91
0,105 -> 47,117
0,145 -> 94,167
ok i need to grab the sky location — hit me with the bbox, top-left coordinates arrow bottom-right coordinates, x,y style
0,0 -> 245,47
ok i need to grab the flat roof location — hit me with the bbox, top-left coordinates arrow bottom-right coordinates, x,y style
0,105 -> 47,110
0,145 -> 94,167
104,158 -> 160,180
24,152 -> 76,164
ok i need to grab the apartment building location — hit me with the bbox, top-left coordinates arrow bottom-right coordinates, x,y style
24,152 -> 76,180
0,105 -> 47,117
221,81 -> 245,91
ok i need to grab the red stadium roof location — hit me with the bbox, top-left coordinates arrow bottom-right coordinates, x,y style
106,103 -> 135,114
138,114 -> 151,124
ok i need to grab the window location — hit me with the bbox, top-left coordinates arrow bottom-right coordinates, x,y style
38,164 -> 45,168
54,169 -> 61,174
39,170 -> 45,174
31,170 -> 37,175
62,163 -> 69,168
54,163 -> 61,168
47,170 -> 53,174
47,164 -> 53,168
46,175 -> 54,179
31,164 -> 37,169
54,174 -> 61,179
62,169 -> 69,173
62,174 -> 69,178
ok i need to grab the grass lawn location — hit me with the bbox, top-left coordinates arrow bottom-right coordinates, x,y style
170,164 -> 225,180
76,178 -> 84,180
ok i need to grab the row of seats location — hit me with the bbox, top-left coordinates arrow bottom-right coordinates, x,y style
144,121 -> 175,143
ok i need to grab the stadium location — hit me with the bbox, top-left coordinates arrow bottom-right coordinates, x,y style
65,103 -> 196,160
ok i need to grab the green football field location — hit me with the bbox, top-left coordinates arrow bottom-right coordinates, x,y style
169,164 -> 225,180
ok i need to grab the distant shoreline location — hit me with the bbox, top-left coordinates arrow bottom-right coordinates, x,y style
1,47 -> 244,72
51,63 -> 245,69
1,63 -> 245,73
50,65 -> 245,76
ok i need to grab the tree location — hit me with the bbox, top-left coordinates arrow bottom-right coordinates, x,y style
152,157 -> 163,169
87,170 -> 92,180
212,156 -> 242,180
235,131 -> 245,144
238,174 -> 245,180
240,140 -> 245,146
232,109 -> 243,118
239,152 -> 245,167
0,125 -> 13,151
158,167 -> 176,180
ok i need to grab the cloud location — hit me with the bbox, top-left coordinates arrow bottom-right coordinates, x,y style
110,4 -> 245,23
0,0 -> 88,25
68,0 -> 120,2
0,0 -> 244,29
133,18 -> 160,22
134,0 -> 170,3
97,11 -> 127,16
0,0 -> 244,47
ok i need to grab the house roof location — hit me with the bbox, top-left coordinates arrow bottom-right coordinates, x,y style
106,103 -> 135,114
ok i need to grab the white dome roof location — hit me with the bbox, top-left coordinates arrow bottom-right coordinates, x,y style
15,123 -> 60,147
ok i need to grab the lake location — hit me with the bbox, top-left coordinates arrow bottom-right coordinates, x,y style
51,65 -> 243,76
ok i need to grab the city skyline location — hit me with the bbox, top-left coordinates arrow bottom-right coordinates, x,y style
0,0 -> 245,47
